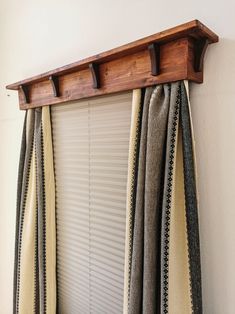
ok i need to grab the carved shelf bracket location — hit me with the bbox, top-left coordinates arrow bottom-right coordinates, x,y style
193,38 -> 210,72
19,85 -> 30,104
49,75 -> 60,97
89,63 -> 100,89
148,43 -> 161,76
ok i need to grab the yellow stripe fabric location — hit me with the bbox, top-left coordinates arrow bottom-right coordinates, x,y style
42,107 -> 57,313
168,126 -> 192,314
123,89 -> 142,314
19,110 -> 37,313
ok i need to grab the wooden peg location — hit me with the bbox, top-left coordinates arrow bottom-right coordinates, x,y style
148,43 -> 160,76
194,38 -> 209,72
19,85 -> 30,104
89,63 -> 100,89
49,75 -> 60,97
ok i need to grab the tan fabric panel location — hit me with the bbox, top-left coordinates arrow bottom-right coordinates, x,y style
168,126 -> 192,314
123,89 -> 142,314
42,107 -> 57,313
19,111 -> 36,313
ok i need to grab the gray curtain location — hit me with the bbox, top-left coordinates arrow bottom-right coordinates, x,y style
125,81 -> 202,314
14,107 -> 56,314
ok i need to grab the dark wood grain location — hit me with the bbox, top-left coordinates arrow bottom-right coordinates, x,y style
6,20 -> 218,110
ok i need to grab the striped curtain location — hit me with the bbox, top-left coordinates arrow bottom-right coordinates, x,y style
14,107 -> 56,314
14,82 -> 201,314
123,81 -> 202,314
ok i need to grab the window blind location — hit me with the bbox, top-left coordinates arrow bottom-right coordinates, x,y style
51,92 -> 132,313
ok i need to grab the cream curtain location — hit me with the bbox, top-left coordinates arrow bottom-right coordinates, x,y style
124,81 -> 202,314
14,107 -> 56,314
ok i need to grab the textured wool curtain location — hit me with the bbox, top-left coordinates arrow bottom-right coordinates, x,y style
123,81 -> 202,314
14,107 -> 56,314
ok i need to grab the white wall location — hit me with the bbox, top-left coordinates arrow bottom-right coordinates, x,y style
0,0 -> 234,313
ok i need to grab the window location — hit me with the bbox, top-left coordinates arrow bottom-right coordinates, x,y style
51,92 -> 132,313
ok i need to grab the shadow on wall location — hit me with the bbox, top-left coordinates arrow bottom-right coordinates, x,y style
190,38 -> 235,314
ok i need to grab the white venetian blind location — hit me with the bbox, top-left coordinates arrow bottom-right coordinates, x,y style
51,92 -> 132,314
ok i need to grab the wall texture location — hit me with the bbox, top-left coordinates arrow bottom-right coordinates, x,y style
0,0 -> 234,313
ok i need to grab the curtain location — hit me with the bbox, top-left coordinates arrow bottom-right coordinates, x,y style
13,107 -> 56,314
124,81 -> 202,314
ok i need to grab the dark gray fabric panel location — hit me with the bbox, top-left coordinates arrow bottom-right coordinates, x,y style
143,85 -> 170,314
129,87 -> 151,313
129,85 -> 170,314
34,107 -> 47,314
180,82 -> 202,314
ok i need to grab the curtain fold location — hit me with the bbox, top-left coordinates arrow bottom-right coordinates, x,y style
14,106 -> 56,314
124,81 -> 202,314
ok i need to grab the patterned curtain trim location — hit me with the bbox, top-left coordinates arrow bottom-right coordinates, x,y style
14,106 -> 56,314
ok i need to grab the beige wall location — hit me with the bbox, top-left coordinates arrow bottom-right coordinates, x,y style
1,0 -> 235,313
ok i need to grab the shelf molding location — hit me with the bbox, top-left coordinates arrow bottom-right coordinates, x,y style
6,20 -> 218,110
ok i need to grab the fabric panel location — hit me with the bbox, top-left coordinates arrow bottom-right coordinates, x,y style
43,107 -> 57,312
129,86 -> 170,314
13,113 -> 27,314
126,81 -> 202,314
180,82 -> 202,314
161,82 -> 192,314
14,107 -> 56,314
18,110 -> 37,313
35,107 -> 45,313
168,127 -> 191,314
123,89 -> 142,314
15,110 -> 36,313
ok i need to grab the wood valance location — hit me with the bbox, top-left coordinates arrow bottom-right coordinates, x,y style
6,20 -> 218,110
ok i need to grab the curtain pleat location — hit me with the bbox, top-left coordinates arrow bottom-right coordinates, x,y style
180,83 -> 202,313
124,81 -> 202,314
14,106 -> 56,314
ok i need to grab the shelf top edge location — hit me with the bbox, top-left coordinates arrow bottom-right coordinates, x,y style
6,19 -> 218,91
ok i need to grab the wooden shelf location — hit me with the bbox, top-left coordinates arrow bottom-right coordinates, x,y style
6,20 -> 218,110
